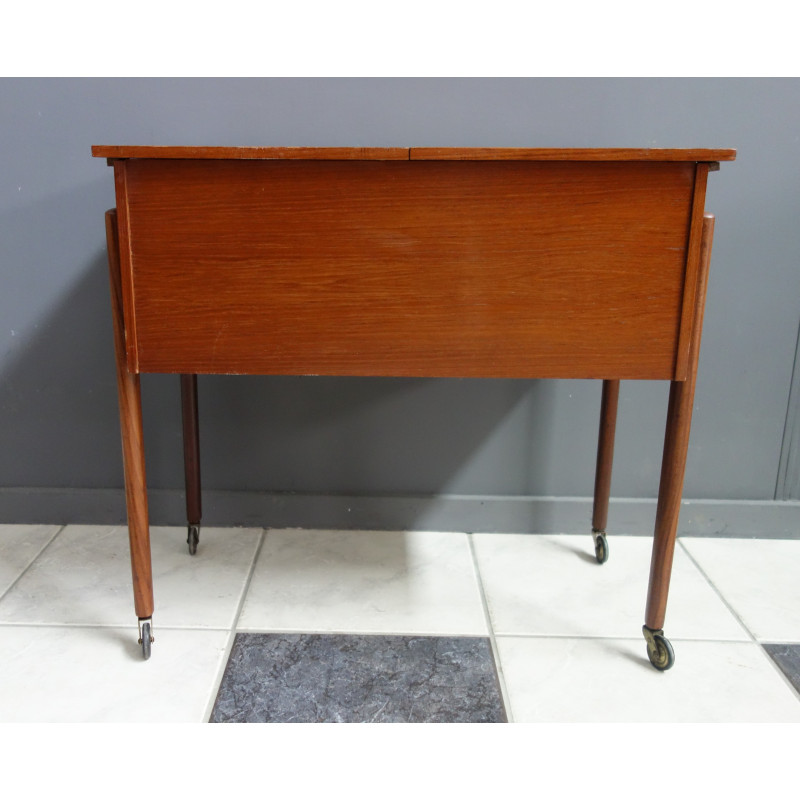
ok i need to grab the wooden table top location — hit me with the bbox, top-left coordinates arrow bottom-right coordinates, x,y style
93,146 -> 737,162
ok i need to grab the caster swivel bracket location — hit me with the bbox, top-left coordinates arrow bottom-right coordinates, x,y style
592,529 -> 609,564
643,625 -> 675,671
187,523 -> 200,555
137,617 -> 154,660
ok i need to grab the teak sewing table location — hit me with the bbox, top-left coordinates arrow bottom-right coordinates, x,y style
93,146 -> 736,668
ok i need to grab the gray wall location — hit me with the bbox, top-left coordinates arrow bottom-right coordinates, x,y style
2,78 -> 799,528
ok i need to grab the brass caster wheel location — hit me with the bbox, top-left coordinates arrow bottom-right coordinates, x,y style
187,524 -> 200,556
643,625 -> 674,671
593,530 -> 609,564
138,618 -> 154,660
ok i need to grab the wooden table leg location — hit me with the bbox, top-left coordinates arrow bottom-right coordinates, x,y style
592,379 -> 620,564
180,373 -> 201,555
643,213 -> 716,671
105,209 -> 154,659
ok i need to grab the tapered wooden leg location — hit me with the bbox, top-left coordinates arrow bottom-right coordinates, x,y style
644,214 -> 716,670
105,210 -> 154,656
180,373 -> 202,554
645,379 -> 694,631
591,379 -> 620,563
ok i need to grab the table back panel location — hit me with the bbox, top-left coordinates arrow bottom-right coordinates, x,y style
116,158 -> 698,379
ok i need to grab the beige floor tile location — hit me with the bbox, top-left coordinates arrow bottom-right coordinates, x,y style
497,636 -> 800,722
0,524 -> 60,597
0,525 -> 262,628
238,529 -> 487,635
681,537 -> 800,641
0,624 -> 230,722
472,533 -> 749,639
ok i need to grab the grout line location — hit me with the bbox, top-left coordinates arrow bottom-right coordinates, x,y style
677,539 -> 758,642
467,533 -> 514,723
219,626 -> 752,644
0,524 -> 64,605
678,538 -> 800,703
485,632 -> 752,642
233,627 -> 489,637
0,621 -> 233,631
201,527 -> 268,723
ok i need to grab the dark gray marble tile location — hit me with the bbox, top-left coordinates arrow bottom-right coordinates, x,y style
210,633 -> 506,723
764,644 -> 800,694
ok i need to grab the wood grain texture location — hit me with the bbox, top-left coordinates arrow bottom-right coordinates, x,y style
105,209 -> 153,619
592,379 -> 620,533
180,374 -> 201,526
645,214 -> 716,631
94,146 -> 409,160
673,163 -> 710,380
117,158 -> 697,379
113,161 -> 139,372
410,147 -> 737,162
93,145 -> 737,162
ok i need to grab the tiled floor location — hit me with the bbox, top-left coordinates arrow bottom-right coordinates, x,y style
1,524 -> 799,722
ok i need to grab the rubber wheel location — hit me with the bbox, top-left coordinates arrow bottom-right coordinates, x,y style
139,621 -> 152,660
594,533 -> 609,564
187,524 -> 199,556
646,632 -> 675,671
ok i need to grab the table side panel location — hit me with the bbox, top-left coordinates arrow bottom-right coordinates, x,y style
673,163 -> 710,380
113,161 -> 139,372
120,159 -> 696,379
